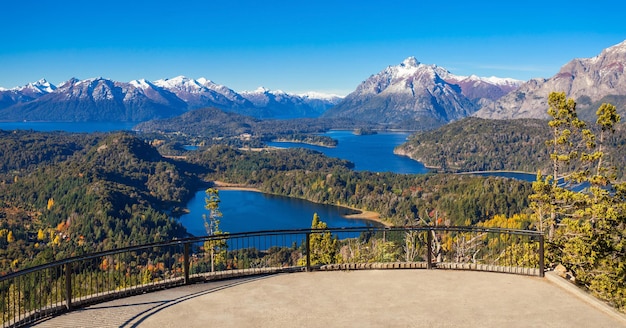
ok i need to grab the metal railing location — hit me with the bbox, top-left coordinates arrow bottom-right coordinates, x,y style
0,226 -> 544,327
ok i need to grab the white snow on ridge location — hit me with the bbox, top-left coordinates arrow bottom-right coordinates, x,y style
393,56 -> 421,78
129,79 -> 152,89
383,57 -> 522,88
241,86 -> 275,95
298,91 -> 343,101
5,78 -> 57,93
480,76 -> 523,86
153,76 -> 203,91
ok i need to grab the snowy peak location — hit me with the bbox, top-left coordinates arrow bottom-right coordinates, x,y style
298,91 -> 343,103
457,74 -> 519,85
323,57 -> 522,128
0,78 -> 59,110
443,73 -> 522,88
445,74 -> 523,101
6,78 -> 57,94
0,76 -> 343,119
479,76 -> 523,86
241,86 -> 285,95
26,78 -> 56,93
238,87 -> 340,118
351,57 -> 519,101
129,79 -> 155,90
152,76 -> 252,110
153,76 -> 205,93
384,56 -> 437,80
402,56 -> 420,67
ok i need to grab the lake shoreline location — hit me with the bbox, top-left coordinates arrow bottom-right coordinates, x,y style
211,180 -> 390,227
457,170 -> 537,175
270,139 -> 336,148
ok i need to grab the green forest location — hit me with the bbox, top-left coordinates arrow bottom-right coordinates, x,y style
0,130 -> 532,275
0,93 -> 625,312
398,116 -> 626,179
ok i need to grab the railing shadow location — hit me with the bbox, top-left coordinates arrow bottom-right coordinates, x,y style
121,275 -> 274,328
0,226 -> 544,327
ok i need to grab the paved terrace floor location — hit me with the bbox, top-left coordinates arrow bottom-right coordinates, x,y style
33,270 -> 626,328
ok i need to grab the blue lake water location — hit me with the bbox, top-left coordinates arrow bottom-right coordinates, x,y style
268,130 -> 429,174
178,189 -> 380,237
2,122 -> 540,233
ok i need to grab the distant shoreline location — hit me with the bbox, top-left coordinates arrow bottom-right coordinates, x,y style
457,170 -> 536,175
269,139 -> 336,148
211,181 -> 390,226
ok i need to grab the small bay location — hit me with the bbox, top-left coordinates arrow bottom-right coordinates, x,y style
268,130 -> 429,174
178,189 -> 381,237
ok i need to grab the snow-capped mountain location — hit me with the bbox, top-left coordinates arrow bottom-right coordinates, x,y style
0,76 -> 345,122
153,76 -> 253,111
298,91 -> 344,115
0,79 -> 57,109
22,78 -> 57,94
241,87 -> 342,118
323,57 -> 519,128
444,74 -> 522,102
0,77 -> 187,122
474,39 -> 626,120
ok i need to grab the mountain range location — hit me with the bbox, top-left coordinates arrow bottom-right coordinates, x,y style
0,76 -> 342,122
323,57 -> 522,128
2,39 -> 625,125
474,40 -> 626,120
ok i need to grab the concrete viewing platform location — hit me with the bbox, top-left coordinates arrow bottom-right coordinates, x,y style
32,269 -> 626,327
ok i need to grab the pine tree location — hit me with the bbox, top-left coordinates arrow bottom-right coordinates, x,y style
530,93 -> 626,311
543,92 -> 587,239
308,213 -> 338,265
203,188 -> 227,271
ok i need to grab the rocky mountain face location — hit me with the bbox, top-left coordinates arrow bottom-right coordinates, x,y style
0,78 -> 188,122
240,87 -> 342,118
323,57 -> 522,129
152,76 -> 254,111
444,75 -> 521,102
0,79 -> 56,109
474,40 -> 626,120
0,77 -> 342,122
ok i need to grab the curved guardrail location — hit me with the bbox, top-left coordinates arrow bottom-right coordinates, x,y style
0,226 -> 544,327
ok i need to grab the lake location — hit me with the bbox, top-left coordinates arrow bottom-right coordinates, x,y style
3,122 -> 539,234
268,130 -> 429,174
178,189 -> 381,237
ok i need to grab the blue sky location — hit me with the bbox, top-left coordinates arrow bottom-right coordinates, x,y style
1,0 -> 625,95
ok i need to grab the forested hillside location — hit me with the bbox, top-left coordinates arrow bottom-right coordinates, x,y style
188,147 -> 533,226
397,117 -> 626,180
0,130 -> 101,177
134,107 -> 379,149
0,132 -> 359,273
0,125 -> 537,278
0,132 -> 200,272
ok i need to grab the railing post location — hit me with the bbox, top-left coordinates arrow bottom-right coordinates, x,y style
65,262 -> 72,310
184,243 -> 190,284
305,232 -> 311,272
538,234 -> 545,277
426,229 -> 433,269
